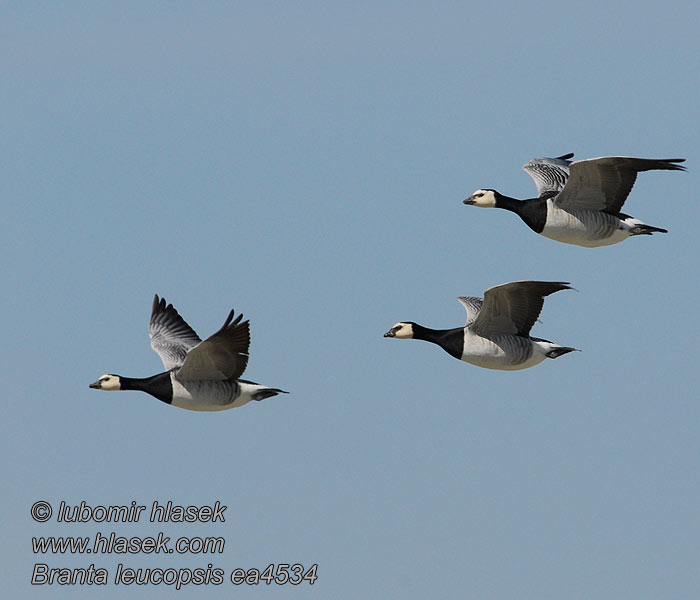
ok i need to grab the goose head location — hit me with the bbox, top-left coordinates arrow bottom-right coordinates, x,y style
464,189 -> 498,208
384,322 -> 415,339
89,374 -> 122,391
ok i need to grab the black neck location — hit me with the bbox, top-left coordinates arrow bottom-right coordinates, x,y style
494,192 -> 547,233
119,372 -> 173,404
411,324 -> 463,360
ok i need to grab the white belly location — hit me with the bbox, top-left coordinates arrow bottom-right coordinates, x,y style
460,332 -> 545,371
541,202 -> 628,247
170,376 -> 244,412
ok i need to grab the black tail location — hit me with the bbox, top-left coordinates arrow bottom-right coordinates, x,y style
546,347 -> 579,359
253,388 -> 289,401
629,224 -> 668,236
632,158 -> 686,172
654,158 -> 686,171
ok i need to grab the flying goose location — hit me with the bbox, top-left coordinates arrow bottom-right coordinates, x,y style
464,154 -> 686,247
89,295 -> 287,411
384,281 -> 577,371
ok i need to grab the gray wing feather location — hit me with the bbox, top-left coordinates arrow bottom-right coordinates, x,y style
176,310 -> 250,381
456,296 -> 483,326
471,281 -> 571,337
522,154 -> 573,197
555,157 -> 686,213
149,295 -> 202,371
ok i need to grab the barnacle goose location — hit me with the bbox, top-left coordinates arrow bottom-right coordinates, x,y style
89,295 -> 287,411
464,154 -> 686,247
384,281 -> 577,371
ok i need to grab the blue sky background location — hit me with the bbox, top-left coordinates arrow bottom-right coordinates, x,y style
2,2 -> 698,598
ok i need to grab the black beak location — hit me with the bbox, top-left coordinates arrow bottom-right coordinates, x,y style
384,328 -> 397,338
463,196 -> 475,205
89,381 -> 100,389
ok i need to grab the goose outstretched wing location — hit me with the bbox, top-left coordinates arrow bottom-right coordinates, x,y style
522,153 -> 574,198
149,295 -> 202,371
456,296 -> 483,326
176,310 -> 251,381
470,281 -> 571,337
554,157 -> 685,213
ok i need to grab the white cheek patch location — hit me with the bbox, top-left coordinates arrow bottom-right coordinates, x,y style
100,375 -> 121,391
394,323 -> 413,339
474,190 -> 496,207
